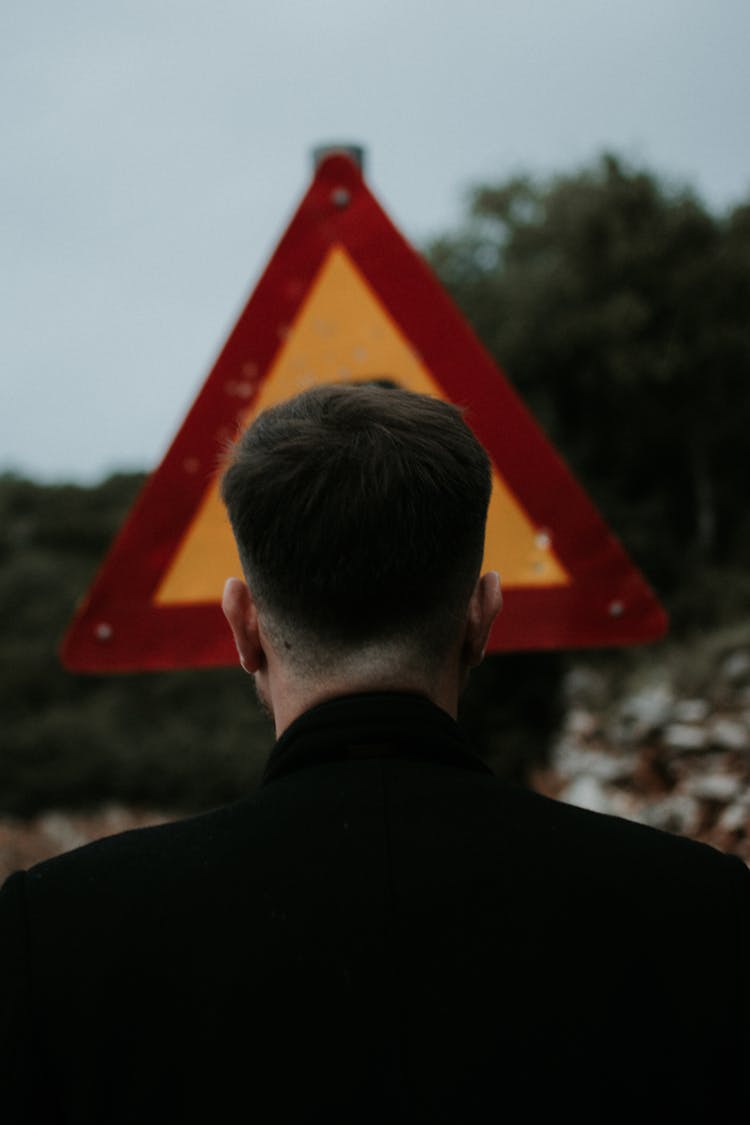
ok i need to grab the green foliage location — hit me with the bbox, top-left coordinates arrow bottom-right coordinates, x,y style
427,154 -> 750,621
0,472 -> 273,816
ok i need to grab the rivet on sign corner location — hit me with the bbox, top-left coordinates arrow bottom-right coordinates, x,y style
95,622 -> 113,642
608,600 -> 624,618
331,187 -> 351,208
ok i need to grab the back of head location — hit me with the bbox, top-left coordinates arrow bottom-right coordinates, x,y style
220,383 -> 491,674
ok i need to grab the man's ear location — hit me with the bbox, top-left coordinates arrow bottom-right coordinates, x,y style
463,571 -> 502,669
222,577 -> 263,674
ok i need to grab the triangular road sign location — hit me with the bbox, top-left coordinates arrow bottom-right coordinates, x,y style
61,151 -> 667,672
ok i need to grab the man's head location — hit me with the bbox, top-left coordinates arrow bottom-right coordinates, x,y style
220,383 -> 501,726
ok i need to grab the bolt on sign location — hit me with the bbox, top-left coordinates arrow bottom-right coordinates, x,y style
61,148 -> 667,672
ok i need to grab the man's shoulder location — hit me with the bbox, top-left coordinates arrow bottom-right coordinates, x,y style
505,779 -> 747,870
16,798 -> 258,903
7,759 -> 749,915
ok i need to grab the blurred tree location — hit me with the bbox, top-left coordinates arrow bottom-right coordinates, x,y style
0,472 -> 273,816
431,155 -> 750,775
427,154 -> 750,621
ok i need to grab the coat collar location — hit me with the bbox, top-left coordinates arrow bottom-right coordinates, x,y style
261,692 -> 493,786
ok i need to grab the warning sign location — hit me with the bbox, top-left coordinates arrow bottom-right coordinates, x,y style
61,151 -> 666,671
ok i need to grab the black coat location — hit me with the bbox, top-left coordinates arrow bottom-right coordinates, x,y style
1,693 -> 748,1122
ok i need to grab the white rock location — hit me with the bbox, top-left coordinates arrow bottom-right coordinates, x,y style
721,650 -> 750,684
618,684 -> 674,738
565,708 -> 600,739
553,740 -> 633,783
685,773 -> 741,802
560,775 -> 614,816
662,724 -> 708,752
638,794 -> 700,835
36,812 -> 90,854
562,666 -> 608,709
672,699 -> 710,724
719,801 -> 750,833
709,717 -> 749,751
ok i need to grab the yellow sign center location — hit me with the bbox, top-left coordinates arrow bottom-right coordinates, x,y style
155,245 -> 569,604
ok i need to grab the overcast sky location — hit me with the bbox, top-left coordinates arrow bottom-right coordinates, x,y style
3,0 -> 749,482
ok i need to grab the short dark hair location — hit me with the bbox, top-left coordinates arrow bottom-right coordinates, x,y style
221,383 -> 491,658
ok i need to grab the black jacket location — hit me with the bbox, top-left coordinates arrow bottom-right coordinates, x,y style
1,693 -> 748,1122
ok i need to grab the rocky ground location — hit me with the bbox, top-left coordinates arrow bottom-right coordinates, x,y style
0,806 -> 174,883
531,622 -> 750,864
2,623 -> 749,883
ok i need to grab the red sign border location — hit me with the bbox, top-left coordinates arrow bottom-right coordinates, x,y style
61,154 -> 667,672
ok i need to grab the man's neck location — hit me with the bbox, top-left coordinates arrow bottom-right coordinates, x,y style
261,664 -> 461,739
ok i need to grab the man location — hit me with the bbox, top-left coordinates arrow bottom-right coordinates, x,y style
1,384 -> 748,1123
